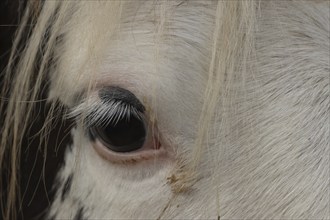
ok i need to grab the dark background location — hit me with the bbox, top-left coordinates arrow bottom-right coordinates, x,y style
1,1 -> 71,219
0,0 -> 24,73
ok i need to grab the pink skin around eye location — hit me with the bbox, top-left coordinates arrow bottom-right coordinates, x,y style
92,136 -> 168,164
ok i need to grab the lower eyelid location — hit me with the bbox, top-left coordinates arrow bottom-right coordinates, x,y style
92,137 -> 167,164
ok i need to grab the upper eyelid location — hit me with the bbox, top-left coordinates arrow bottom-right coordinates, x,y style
68,88 -> 145,127
99,86 -> 145,113
68,99 -> 142,128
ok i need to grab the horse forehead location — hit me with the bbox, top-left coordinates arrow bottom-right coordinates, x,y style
50,1 -> 214,106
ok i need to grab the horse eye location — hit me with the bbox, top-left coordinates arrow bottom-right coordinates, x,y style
90,114 -> 146,153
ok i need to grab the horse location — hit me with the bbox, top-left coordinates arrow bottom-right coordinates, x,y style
0,0 -> 329,219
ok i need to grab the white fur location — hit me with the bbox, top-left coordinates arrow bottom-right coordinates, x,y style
49,1 -> 329,219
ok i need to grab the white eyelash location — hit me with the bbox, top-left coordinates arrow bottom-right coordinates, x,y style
68,98 -> 143,127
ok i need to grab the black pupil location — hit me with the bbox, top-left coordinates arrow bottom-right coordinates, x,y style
96,115 -> 146,152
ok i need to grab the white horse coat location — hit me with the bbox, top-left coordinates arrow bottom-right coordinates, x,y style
1,0 -> 329,219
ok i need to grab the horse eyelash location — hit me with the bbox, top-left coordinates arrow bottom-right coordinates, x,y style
68,99 -> 143,128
